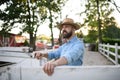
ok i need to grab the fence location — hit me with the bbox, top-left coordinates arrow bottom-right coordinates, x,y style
99,43 -> 120,65
1,47 -> 120,80
0,65 -> 120,80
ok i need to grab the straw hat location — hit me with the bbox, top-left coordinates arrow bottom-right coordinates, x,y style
59,18 -> 80,30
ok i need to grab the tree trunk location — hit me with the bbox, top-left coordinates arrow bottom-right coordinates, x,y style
29,33 -> 36,51
48,1 -> 54,47
96,0 -> 102,43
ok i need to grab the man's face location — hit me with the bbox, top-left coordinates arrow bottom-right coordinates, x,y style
61,24 -> 74,39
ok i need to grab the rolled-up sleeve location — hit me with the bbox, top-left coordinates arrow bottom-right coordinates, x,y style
48,46 -> 62,60
61,44 -> 84,64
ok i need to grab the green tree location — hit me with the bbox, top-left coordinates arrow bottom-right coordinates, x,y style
44,0 -> 66,47
20,0 -> 66,49
0,0 -> 10,5
84,30 -> 98,43
0,0 -> 24,32
18,0 -> 43,50
0,0 -> 24,46
80,0 -> 115,43
103,25 -> 120,39
76,30 -> 84,38
0,0 -> 66,50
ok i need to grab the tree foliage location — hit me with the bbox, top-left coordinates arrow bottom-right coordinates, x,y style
80,0 -> 117,43
0,0 -> 24,32
0,0 -> 10,5
84,30 -> 98,43
0,0 -> 66,49
103,25 -> 120,39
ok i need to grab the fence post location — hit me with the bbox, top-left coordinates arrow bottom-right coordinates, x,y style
98,43 -> 100,52
107,43 -> 110,58
103,43 -> 105,54
98,43 -> 102,53
115,43 -> 118,65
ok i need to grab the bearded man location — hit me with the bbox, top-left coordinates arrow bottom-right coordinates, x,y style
34,18 -> 85,76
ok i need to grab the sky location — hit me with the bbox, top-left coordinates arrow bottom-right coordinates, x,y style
110,0 -> 120,24
1,0 -> 120,38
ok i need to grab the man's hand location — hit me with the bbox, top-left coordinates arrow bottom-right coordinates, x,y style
34,52 -> 43,59
33,51 -> 48,59
43,59 -> 57,76
43,57 -> 68,76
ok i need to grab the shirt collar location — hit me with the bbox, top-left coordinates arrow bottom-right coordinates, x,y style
66,36 -> 77,43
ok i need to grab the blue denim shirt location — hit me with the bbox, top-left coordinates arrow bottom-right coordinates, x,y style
48,36 -> 84,66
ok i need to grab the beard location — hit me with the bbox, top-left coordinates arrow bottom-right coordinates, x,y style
62,30 -> 73,39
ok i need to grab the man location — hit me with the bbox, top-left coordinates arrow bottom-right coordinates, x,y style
34,18 -> 84,76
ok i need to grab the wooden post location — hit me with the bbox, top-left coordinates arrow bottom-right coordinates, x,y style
107,43 -> 110,58
103,43 -> 105,54
115,43 -> 118,65
98,43 -> 100,52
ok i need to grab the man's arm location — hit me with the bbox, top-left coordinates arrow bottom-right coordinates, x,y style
34,52 -> 48,59
43,57 -> 68,76
52,57 -> 68,66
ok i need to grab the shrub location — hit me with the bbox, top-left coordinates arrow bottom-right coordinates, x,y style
102,38 -> 120,45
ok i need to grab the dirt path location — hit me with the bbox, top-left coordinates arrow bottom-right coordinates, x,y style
83,48 -> 114,66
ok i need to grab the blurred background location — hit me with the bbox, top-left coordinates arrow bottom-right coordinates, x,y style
0,0 -> 120,51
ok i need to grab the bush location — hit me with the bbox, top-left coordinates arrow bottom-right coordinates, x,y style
102,38 -> 120,45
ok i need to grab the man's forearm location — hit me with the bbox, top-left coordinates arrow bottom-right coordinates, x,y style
53,57 -> 68,66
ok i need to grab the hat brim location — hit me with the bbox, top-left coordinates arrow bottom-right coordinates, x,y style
59,22 -> 80,30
